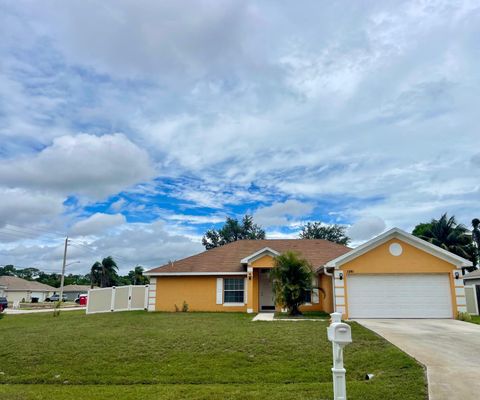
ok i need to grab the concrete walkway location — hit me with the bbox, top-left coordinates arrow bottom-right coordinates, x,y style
4,307 -> 85,315
356,319 -> 480,400
252,312 -> 274,321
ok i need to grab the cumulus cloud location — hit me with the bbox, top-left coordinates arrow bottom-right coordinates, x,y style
348,217 -> 386,242
0,188 -> 64,228
69,213 -> 126,236
0,134 -> 155,198
254,200 -> 314,227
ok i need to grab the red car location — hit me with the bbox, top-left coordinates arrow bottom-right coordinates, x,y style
0,297 -> 8,312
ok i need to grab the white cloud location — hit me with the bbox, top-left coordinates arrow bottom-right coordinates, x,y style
69,213 -> 126,236
0,188 -> 64,228
0,133 -> 155,198
254,200 -> 314,227
348,216 -> 386,242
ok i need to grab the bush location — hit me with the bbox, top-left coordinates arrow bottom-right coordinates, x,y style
182,301 -> 189,312
456,312 -> 472,322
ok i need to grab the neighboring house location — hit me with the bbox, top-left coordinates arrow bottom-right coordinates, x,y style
0,285 -> 5,297
62,284 -> 93,301
145,228 -> 471,319
0,276 -> 56,302
463,269 -> 480,286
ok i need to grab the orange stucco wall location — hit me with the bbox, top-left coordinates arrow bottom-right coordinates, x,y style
320,273 -> 334,313
340,238 -> 456,273
339,238 -> 459,318
251,255 -> 275,268
155,276 -> 247,312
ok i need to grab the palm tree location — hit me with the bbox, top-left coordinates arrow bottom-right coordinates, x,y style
128,266 -> 149,285
270,251 -> 313,316
90,256 -> 119,288
416,214 -> 472,260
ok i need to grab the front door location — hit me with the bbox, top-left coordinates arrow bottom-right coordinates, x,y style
259,269 -> 275,311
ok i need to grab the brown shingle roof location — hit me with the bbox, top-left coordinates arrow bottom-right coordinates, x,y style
62,284 -> 94,292
146,239 -> 350,274
0,276 -> 56,291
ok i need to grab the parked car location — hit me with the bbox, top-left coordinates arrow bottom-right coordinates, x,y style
0,297 -> 8,312
45,294 -> 67,302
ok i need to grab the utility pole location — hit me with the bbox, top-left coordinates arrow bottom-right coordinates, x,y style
59,236 -> 69,301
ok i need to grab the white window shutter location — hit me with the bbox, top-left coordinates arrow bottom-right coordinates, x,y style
312,288 -> 319,304
216,278 -> 223,304
244,278 -> 248,304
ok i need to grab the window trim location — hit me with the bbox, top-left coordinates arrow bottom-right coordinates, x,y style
223,278 -> 245,304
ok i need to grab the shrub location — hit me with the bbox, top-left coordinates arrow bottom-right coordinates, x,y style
456,312 -> 472,322
182,301 -> 189,312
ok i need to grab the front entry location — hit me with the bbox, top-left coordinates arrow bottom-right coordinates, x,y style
259,269 -> 275,311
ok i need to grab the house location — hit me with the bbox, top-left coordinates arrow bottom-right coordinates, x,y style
463,269 -> 480,286
0,276 -> 56,302
62,284 -> 92,301
0,285 -> 5,297
145,228 -> 471,319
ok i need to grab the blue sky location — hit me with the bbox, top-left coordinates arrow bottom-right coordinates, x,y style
0,0 -> 479,273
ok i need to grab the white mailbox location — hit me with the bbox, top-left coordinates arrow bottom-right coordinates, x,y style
327,322 -> 352,345
327,312 -> 352,400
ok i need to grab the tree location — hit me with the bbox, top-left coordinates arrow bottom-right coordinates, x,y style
202,215 -> 265,250
412,214 -> 474,262
0,264 -> 16,276
471,218 -> 480,268
270,251 -> 313,316
128,266 -> 149,285
299,222 -> 350,245
90,256 -> 119,288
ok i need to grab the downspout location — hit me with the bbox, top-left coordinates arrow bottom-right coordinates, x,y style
322,266 -> 336,313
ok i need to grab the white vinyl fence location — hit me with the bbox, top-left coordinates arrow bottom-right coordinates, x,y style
465,284 -> 479,315
86,285 -> 149,314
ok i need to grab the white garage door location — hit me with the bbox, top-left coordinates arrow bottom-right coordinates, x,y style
347,274 -> 452,318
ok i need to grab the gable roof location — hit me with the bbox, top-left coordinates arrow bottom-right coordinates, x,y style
62,284 -> 93,292
145,239 -> 351,276
0,276 -> 56,291
464,269 -> 480,280
325,227 -> 472,269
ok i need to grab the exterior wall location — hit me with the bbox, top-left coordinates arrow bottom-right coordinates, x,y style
155,276 -> 247,312
338,238 -> 463,319
320,273 -> 334,313
251,255 -> 275,268
5,291 -> 30,303
464,278 -> 480,286
64,291 -> 87,301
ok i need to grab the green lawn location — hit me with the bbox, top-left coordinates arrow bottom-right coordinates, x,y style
471,315 -> 480,324
0,311 -> 426,399
274,311 -> 330,319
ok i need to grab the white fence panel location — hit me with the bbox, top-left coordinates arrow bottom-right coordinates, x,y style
87,285 -> 149,314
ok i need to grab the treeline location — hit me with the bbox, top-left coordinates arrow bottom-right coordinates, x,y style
0,262 -> 149,288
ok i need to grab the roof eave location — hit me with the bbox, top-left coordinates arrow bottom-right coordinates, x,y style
325,227 -> 472,269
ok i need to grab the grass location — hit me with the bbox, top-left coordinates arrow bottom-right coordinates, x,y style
274,311 -> 330,319
0,311 -> 426,399
470,315 -> 480,324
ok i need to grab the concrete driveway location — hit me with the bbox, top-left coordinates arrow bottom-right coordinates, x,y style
356,319 -> 480,400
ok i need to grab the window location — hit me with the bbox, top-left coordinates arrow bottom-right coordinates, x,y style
303,290 -> 311,304
224,278 -> 245,303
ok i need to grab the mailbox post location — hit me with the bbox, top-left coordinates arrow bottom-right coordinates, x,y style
327,312 -> 352,400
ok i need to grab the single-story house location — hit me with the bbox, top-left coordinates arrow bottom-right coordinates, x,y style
463,269 -> 480,286
0,285 -> 5,297
62,284 -> 92,301
0,276 -> 56,302
145,228 -> 470,319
